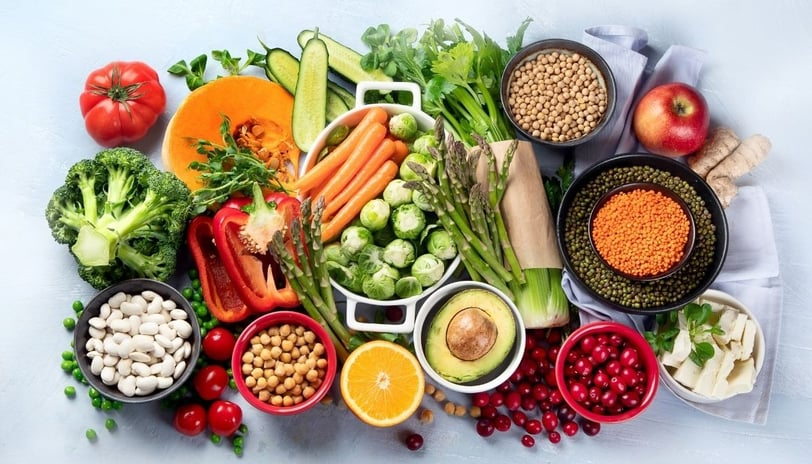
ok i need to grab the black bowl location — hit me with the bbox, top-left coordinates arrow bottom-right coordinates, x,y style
501,38 -> 617,148
556,154 -> 728,314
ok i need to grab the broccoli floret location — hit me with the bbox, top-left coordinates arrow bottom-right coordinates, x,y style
45,147 -> 192,289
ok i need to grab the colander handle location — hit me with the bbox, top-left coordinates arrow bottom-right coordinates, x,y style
354,81 -> 422,112
344,294 -> 417,334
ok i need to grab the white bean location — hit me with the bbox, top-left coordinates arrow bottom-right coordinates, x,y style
150,363 -> 163,375
103,337 -> 118,355
169,320 -> 192,339
109,318 -> 130,333
99,302 -> 112,319
111,332 -> 130,344
118,375 -> 136,397
107,309 -> 124,322
135,375 -> 159,395
87,350 -> 103,359
141,290 -> 160,302
117,358 -> 132,376
108,291 -> 128,309
139,322 -> 159,336
101,366 -> 117,385
147,297 -> 163,315
169,308 -> 187,320
152,342 -> 166,359
88,316 -> 106,330
141,314 -> 166,325
169,336 -> 183,354
173,346 -> 186,363
158,324 -> 176,340
88,326 -> 106,340
162,299 -> 177,311
128,315 -> 141,336
130,294 -> 148,311
157,376 -> 174,389
182,341 -> 191,359
102,354 -> 119,367
85,338 -> 101,353
120,301 -> 143,316
131,334 -> 154,352
129,351 -> 151,363
160,355 -> 176,378
131,362 -> 151,377
173,360 -> 187,379
90,356 -> 104,375
117,338 -> 134,359
154,334 -> 173,349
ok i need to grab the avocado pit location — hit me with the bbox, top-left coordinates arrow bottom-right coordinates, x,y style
446,307 -> 498,361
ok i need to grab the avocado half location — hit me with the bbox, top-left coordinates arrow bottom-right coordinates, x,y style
424,288 -> 516,384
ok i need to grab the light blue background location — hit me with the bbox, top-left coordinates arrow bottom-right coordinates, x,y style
1,1 -> 809,462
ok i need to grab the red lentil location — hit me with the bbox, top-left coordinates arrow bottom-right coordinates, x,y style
591,188 -> 690,277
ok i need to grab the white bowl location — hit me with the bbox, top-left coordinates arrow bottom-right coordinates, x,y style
658,289 -> 765,404
413,281 -> 526,394
302,81 -> 460,334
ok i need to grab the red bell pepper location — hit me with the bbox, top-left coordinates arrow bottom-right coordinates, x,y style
212,186 -> 300,314
186,215 -> 250,323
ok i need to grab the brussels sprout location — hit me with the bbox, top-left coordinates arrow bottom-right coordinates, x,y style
411,133 -> 438,155
382,179 -> 413,208
391,203 -> 427,240
326,261 -> 365,294
357,244 -> 386,274
362,264 -> 400,300
324,242 -> 351,266
395,276 -> 423,299
399,152 -> 438,181
372,223 -> 397,247
340,225 -> 373,257
426,229 -> 457,260
411,187 -> 433,211
411,253 -> 445,287
382,239 -> 416,269
359,199 -> 391,231
388,112 -> 419,142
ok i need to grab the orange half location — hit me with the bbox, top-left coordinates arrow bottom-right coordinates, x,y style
339,340 -> 425,427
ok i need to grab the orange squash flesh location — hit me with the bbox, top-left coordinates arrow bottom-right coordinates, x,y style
161,76 -> 300,191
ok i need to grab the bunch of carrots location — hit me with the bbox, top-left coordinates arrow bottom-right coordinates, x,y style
293,107 -> 410,242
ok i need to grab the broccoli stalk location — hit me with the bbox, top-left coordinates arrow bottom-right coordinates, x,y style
46,147 -> 191,289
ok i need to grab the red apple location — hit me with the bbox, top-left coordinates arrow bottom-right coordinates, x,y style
632,82 -> 710,157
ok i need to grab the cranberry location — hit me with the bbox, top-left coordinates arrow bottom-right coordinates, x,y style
620,366 -> 639,387
605,360 -> 622,376
547,345 -> 560,363
593,370 -> 610,389
405,433 -> 424,451
525,419 -> 542,435
557,404 -> 577,423
620,347 -> 639,367
562,420 -> 579,437
579,335 -> 598,354
480,404 -> 498,420
521,394 -> 538,411
600,389 -> 618,408
504,391 -> 522,411
521,434 -> 536,448
546,329 -> 562,345
568,381 -> 589,403
590,344 -> 610,364
476,418 -> 495,437
531,346 -> 547,362
531,383 -> 549,401
566,348 -> 581,364
544,370 -> 558,388
588,386 -> 602,404
591,404 -> 606,415
609,333 -> 625,347
511,410 -> 528,427
516,382 -> 532,397
471,392 -> 490,408
490,391 -> 505,407
609,376 -> 627,394
493,413 -> 512,432
548,430 -> 562,444
509,369 -> 524,384
581,419 -> 601,436
621,390 -> 641,409
541,411 -> 559,432
385,306 -> 404,322
548,388 -> 563,405
519,358 -> 538,377
635,383 -> 648,398
538,399 -> 553,412
596,334 -> 609,346
496,380 -> 512,393
606,344 -> 620,360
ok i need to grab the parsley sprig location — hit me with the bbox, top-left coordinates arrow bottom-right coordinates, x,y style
644,302 -> 725,367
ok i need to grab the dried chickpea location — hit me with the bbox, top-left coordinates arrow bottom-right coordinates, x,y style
419,408 -> 434,424
443,401 -> 456,415
432,389 -> 446,402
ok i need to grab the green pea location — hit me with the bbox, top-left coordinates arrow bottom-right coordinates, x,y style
233,446 -> 244,457
192,291 -> 203,303
191,278 -> 201,289
182,287 -> 194,300
64,386 -> 76,398
101,399 -> 113,411
112,401 -> 123,410
232,435 -> 244,448
211,433 -> 222,445
228,379 -> 237,390
91,396 -> 103,409
63,317 -> 76,330
238,423 -> 248,434
61,360 -> 75,372
88,387 -> 101,399
195,305 -> 208,318
86,428 -> 97,441
188,268 -> 199,279
72,368 -> 84,381
62,350 -> 75,361
105,418 -> 117,431
72,300 -> 84,313
200,328 -> 208,338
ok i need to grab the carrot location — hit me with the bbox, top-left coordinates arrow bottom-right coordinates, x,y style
390,138 -> 410,165
321,160 -> 399,242
323,138 -> 396,218
311,122 -> 387,203
294,106 -> 389,194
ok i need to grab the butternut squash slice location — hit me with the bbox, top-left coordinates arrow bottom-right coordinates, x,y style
161,75 -> 300,191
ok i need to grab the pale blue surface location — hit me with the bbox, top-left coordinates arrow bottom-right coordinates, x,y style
1,1 -> 810,463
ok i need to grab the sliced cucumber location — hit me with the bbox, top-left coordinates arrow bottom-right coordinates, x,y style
292,34 -> 329,153
266,47 -> 352,122
297,29 -> 392,85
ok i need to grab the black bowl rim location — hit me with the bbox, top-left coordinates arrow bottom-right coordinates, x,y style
73,278 -> 201,403
500,38 -> 617,148
587,181 -> 697,282
556,153 -> 729,314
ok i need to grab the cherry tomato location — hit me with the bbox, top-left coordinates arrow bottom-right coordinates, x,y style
207,400 -> 243,437
202,327 -> 237,362
193,365 -> 229,401
79,61 -> 166,147
173,403 -> 207,436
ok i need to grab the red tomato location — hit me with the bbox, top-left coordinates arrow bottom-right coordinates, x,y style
193,364 -> 229,401
207,400 -> 243,437
173,403 -> 207,436
202,327 -> 237,362
79,61 -> 166,147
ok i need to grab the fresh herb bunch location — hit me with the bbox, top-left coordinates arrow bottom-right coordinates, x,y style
168,49 -> 266,90
543,156 -> 575,213
189,116 -> 286,214
360,18 -> 532,145
645,302 -> 725,367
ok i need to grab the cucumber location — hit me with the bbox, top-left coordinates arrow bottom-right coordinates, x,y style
297,29 -> 392,84
292,34 -> 329,153
266,47 -> 353,122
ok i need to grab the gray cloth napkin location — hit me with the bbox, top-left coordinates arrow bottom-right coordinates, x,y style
560,26 -> 782,425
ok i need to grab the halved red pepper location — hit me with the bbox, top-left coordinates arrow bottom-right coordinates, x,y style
186,215 -> 251,323
212,188 -> 300,314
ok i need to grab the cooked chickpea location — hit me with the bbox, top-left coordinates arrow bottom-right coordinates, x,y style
239,321 -> 330,408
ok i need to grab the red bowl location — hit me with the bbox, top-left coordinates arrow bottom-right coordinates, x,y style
231,311 -> 337,416
554,321 -> 658,423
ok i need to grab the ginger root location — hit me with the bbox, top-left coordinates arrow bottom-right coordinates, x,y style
705,134 -> 771,208
687,127 -> 740,177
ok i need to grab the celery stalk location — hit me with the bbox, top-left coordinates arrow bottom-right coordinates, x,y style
514,268 -> 570,329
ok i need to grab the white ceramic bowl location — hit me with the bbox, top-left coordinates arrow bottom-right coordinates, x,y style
302,81 -> 460,334
658,289 -> 765,404
413,280 -> 526,394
